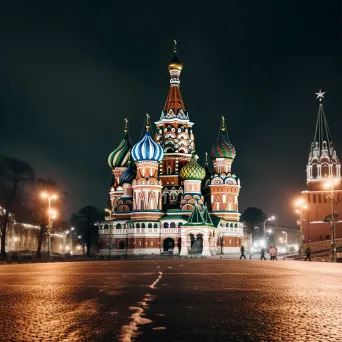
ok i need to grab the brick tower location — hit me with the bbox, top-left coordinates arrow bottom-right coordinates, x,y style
301,90 -> 342,244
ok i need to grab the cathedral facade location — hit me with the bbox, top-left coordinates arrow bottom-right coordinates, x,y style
98,44 -> 243,256
300,91 -> 342,244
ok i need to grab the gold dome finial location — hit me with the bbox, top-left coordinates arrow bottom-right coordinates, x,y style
173,39 -> 177,52
124,118 -> 128,132
221,116 -> 226,131
168,40 -> 183,71
145,113 -> 150,132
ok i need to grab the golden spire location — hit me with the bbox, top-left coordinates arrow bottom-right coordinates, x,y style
146,113 -> 150,132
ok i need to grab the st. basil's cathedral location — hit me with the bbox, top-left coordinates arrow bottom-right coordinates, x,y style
98,43 -> 243,256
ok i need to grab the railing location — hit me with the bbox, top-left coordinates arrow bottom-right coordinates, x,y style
0,251 -> 207,264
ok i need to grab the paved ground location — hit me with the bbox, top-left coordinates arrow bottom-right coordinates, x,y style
0,260 -> 341,342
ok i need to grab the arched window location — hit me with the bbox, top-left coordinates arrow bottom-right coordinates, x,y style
312,164 -> 318,178
167,165 -> 172,175
117,224 -> 121,229
153,223 -> 158,228
136,223 -> 140,228
178,222 -> 183,228
321,163 -> 329,178
142,223 -> 145,228
170,222 -> 176,228
148,223 -> 152,228
104,224 -> 109,230
164,222 -> 169,228
163,193 -> 169,205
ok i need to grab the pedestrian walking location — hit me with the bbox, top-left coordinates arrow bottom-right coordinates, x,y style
274,245 -> 278,260
240,245 -> 246,260
304,247 -> 311,261
260,247 -> 267,260
269,245 -> 275,260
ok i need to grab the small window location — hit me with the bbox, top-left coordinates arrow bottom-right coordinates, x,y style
153,223 -> 158,228
170,222 -> 176,228
142,223 -> 145,228
148,223 -> 152,228
151,241 -> 154,247
117,224 -> 121,229
313,194 -> 316,203
164,222 -> 169,228
326,235 -> 330,240
320,235 -> 322,241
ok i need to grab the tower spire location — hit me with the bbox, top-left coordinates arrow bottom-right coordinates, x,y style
307,90 -> 341,183
160,41 -> 188,120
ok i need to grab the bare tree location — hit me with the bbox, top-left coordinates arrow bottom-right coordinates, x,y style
0,156 -> 34,259
71,206 -> 104,257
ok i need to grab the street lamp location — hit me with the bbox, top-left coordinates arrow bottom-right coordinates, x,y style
323,177 -> 341,263
41,192 -> 58,258
282,231 -> 288,244
294,198 -> 308,256
263,216 -> 275,238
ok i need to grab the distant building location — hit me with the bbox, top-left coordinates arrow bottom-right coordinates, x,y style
98,43 -> 244,256
300,92 -> 342,243
0,206 -> 64,254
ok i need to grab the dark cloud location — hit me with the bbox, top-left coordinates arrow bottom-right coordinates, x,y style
0,1 -> 341,225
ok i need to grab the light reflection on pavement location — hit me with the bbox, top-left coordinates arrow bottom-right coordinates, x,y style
0,260 -> 341,341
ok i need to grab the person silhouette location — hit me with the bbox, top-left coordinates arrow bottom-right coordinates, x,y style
304,247 -> 311,261
240,245 -> 246,260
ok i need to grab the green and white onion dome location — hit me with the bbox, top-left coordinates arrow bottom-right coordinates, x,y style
210,137 -> 236,159
108,131 -> 131,168
180,154 -> 206,181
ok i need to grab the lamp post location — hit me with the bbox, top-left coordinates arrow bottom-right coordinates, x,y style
263,216 -> 275,245
63,230 -> 69,255
323,178 -> 340,263
295,198 -> 308,258
281,231 -> 288,243
41,192 -> 58,259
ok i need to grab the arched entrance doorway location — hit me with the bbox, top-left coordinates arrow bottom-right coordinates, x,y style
118,240 -> 126,250
190,234 -> 203,254
163,238 -> 174,252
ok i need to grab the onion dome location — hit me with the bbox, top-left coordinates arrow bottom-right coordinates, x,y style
132,114 -> 164,162
119,160 -> 136,184
108,119 -> 131,168
180,153 -> 206,181
168,40 -> 183,71
210,116 -> 236,159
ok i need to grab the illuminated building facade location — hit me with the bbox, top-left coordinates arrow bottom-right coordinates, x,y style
99,43 -> 243,256
300,91 -> 342,243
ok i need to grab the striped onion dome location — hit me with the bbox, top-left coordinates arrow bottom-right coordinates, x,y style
210,138 -> 236,159
119,160 -> 136,184
108,130 -> 131,168
180,154 -> 206,181
132,131 -> 163,162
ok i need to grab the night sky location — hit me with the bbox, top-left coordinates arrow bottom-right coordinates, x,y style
0,1 -> 341,227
